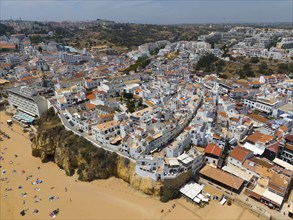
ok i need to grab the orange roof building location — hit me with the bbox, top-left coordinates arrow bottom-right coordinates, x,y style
200,165 -> 245,192
229,147 -> 253,164
246,131 -> 274,144
204,143 -> 222,157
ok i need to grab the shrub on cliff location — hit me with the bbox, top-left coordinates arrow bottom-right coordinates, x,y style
34,108 -> 118,182
36,107 -> 60,128
160,186 -> 180,203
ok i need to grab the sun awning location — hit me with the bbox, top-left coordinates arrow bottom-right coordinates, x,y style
18,108 -> 37,117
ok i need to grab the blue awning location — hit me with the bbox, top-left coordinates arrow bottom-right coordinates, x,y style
15,112 -> 35,123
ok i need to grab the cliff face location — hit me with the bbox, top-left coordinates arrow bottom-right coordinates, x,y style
32,124 -> 117,180
32,122 -> 162,196
115,156 -> 163,196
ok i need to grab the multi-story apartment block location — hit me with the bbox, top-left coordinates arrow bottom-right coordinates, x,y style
227,146 -> 254,168
55,78 -> 85,90
84,77 -> 103,89
278,134 -> 293,164
92,120 -> 120,145
244,97 -> 286,114
59,52 -> 95,64
204,143 -> 223,166
166,130 -> 191,158
8,86 -> 48,117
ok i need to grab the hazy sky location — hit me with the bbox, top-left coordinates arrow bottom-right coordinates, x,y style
1,0 -> 292,24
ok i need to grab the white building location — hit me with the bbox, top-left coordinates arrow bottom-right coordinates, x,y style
92,120 -> 120,145
244,97 -> 287,114
8,86 -> 48,117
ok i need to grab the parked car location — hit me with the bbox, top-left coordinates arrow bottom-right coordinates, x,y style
68,119 -> 74,126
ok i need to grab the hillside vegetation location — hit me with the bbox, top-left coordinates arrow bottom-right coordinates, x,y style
32,108 -> 117,181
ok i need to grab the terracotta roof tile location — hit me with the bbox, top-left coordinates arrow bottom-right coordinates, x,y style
204,143 -> 222,157
85,103 -> 96,110
200,165 -> 244,190
246,131 -> 273,144
229,147 -> 252,162
247,113 -> 269,124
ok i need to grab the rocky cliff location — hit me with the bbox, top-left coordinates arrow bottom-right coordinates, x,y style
32,124 -> 117,180
31,109 -> 163,196
115,156 -> 163,196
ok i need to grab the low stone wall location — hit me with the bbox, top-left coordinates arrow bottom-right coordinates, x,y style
164,169 -> 192,188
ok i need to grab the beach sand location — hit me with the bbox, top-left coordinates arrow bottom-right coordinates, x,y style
0,111 -> 262,219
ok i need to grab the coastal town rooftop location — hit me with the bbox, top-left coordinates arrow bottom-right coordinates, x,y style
200,165 -> 245,191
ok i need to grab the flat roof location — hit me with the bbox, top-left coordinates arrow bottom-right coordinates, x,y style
167,158 -> 180,166
180,182 -> 204,200
200,165 -> 245,191
222,164 -> 253,182
262,189 -> 284,206
8,86 -> 44,103
243,142 -> 265,155
278,103 -> 293,113
273,158 -> 293,171
94,120 -> 119,131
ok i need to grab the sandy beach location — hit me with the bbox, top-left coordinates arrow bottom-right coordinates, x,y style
0,111 -> 262,219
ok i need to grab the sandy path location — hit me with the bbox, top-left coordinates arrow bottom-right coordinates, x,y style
0,111 -> 262,219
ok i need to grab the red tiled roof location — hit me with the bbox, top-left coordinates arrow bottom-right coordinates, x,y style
285,134 -> 293,142
246,131 -> 273,144
229,147 -> 252,162
200,165 -> 245,190
279,126 -> 288,133
247,113 -> 269,124
204,143 -> 222,157
86,93 -> 96,100
266,142 -> 280,154
85,103 -> 96,110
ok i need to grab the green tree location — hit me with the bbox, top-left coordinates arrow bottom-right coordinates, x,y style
38,46 -> 43,53
278,63 -> 288,73
126,100 -> 135,113
30,35 -> 42,44
217,60 -> 225,72
258,62 -> 268,74
125,56 -> 151,73
250,57 -> 259,64
137,98 -> 143,107
239,63 -> 255,78
288,62 -> 293,72
123,92 -> 133,99
195,54 -> 218,72
267,68 -> 274,75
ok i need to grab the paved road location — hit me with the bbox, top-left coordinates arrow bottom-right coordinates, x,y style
59,113 -> 83,135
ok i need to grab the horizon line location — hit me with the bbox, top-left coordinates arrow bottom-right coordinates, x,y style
1,19 -> 293,26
